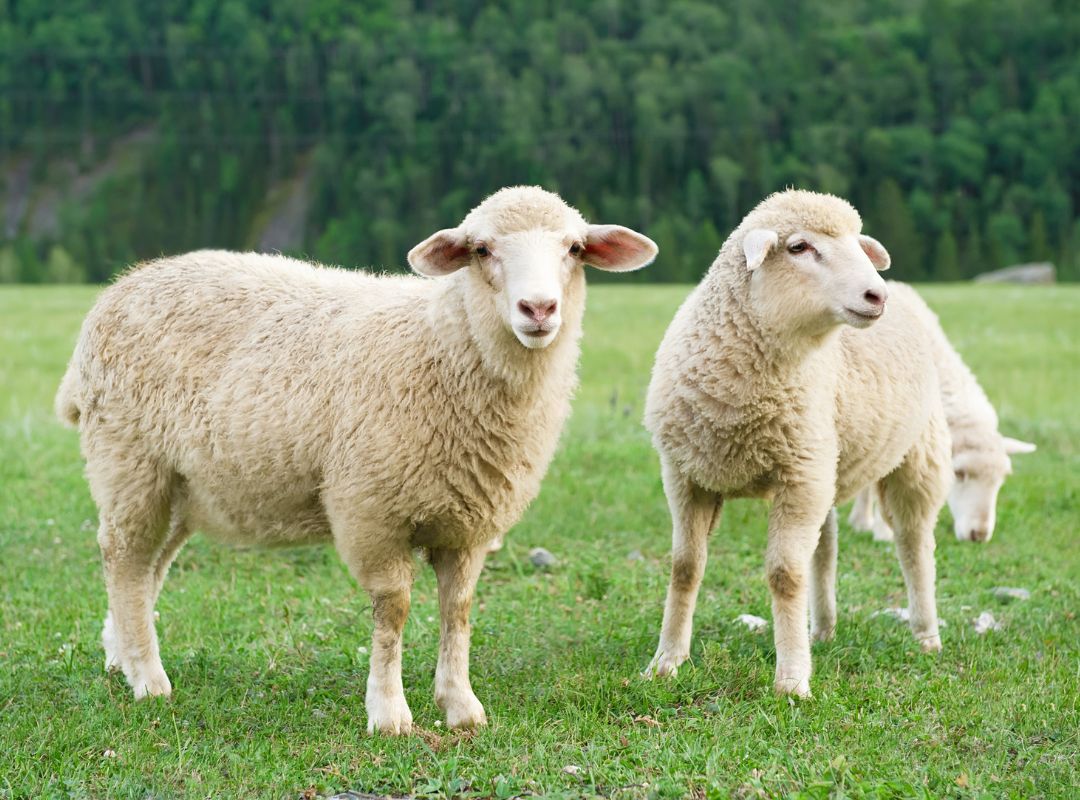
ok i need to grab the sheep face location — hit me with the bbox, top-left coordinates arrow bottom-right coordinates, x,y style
408,188 -> 657,350
949,436 -> 1035,542
744,228 -> 891,335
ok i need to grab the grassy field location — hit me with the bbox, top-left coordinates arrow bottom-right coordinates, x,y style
0,284 -> 1077,799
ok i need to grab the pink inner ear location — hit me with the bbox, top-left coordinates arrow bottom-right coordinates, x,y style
859,236 -> 890,269
585,238 -> 621,264
584,227 -> 654,270
428,236 -> 470,268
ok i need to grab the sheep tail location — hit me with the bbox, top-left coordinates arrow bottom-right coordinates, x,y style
55,360 -> 82,428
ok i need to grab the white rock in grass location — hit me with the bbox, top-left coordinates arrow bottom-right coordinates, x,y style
528,547 -> 557,569
992,587 -> 1031,602
734,614 -> 769,633
973,611 -> 1002,634
871,607 -> 947,627
871,606 -> 911,622
562,765 -> 582,775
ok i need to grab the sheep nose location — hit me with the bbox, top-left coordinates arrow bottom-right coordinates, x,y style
968,528 -> 989,542
863,287 -> 887,308
518,299 -> 558,323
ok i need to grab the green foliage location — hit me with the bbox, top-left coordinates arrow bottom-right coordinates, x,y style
2,1 -> 1080,282
0,284 -> 1077,797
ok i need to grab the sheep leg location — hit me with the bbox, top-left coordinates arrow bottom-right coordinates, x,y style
810,508 -> 838,642
91,458 -> 174,699
848,488 -> 875,532
767,488 -> 833,697
645,456 -> 722,678
103,511 -> 191,676
878,410 -> 949,653
431,546 -> 488,729
332,527 -> 416,735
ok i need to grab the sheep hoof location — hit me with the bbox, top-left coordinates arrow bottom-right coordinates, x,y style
130,666 -> 172,700
366,694 -> 414,736
441,692 -> 487,730
919,635 -> 943,654
643,649 -> 686,679
811,626 -> 836,643
774,676 -> 812,698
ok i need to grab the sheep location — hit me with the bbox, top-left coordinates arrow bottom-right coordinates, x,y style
55,186 -> 657,734
847,282 -> 1036,543
641,189 -> 951,698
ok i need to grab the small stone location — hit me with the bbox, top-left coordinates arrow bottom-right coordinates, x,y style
102,748 -> 117,759
734,614 -> 768,632
626,549 -> 644,562
529,547 -> 557,569
992,587 -> 1031,602
973,611 -> 1001,634
562,765 -> 581,775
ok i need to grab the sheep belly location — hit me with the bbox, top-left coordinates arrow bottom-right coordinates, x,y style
183,477 -> 332,547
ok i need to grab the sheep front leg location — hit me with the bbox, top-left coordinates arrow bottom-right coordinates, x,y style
645,456 -> 721,678
431,546 -> 488,729
767,488 -> 832,697
365,581 -> 414,734
810,508 -> 838,642
333,528 -> 416,735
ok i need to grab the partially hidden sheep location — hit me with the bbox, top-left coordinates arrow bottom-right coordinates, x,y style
848,282 -> 1036,543
642,190 -> 951,697
55,186 -> 657,734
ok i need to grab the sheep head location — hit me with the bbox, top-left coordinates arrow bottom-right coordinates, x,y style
735,190 -> 891,336
408,186 -> 657,349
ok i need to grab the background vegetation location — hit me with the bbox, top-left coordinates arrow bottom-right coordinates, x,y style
3,0 -> 1080,283
1,284 -> 1076,797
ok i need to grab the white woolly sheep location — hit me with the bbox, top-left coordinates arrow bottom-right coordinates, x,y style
642,190 -> 951,698
55,186 -> 657,734
848,282 -> 1035,543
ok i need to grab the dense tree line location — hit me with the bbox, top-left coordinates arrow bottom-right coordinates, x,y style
2,0 -> 1078,282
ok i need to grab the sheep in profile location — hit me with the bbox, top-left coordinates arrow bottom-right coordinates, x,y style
848,282 -> 1035,543
643,190 -> 951,698
55,186 -> 657,734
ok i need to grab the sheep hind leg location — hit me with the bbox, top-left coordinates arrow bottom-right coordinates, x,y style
431,546 -> 488,729
810,508 -> 838,643
847,488 -> 875,533
879,416 -> 950,653
93,463 -> 175,699
645,455 -> 722,678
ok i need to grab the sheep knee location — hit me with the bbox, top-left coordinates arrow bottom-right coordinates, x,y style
767,563 -> 804,601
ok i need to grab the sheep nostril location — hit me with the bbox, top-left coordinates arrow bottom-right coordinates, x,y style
864,289 -> 884,307
518,299 -> 557,322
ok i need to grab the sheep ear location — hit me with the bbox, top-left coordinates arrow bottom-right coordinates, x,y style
1002,436 -> 1036,455
743,229 -> 778,271
583,225 -> 658,272
407,228 -> 471,276
859,234 -> 891,271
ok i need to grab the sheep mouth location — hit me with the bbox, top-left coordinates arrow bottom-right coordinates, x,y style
519,326 -> 556,338
842,307 -> 883,326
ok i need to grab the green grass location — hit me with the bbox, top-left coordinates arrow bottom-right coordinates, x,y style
1,284 -> 1077,799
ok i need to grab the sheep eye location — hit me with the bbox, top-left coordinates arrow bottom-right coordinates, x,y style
474,244 -> 490,257
569,242 -> 584,257
788,241 -> 809,254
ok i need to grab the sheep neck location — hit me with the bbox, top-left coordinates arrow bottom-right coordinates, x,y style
432,268 -> 585,396
701,269 -> 841,386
